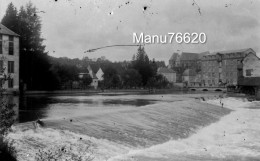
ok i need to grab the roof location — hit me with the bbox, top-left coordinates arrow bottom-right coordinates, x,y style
210,48 -> 255,55
0,24 -> 19,36
180,52 -> 200,61
183,69 -> 196,76
169,53 -> 179,60
88,64 -> 100,73
157,67 -> 176,73
198,51 -> 210,58
243,52 -> 260,61
238,77 -> 260,86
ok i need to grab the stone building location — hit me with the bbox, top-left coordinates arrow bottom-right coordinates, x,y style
238,52 -> 260,98
168,50 -> 209,82
201,48 -> 256,87
242,52 -> 260,77
157,67 -> 176,83
0,24 -> 19,92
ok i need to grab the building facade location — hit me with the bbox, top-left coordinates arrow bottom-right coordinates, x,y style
0,24 -> 19,92
168,50 -> 208,82
242,53 -> 260,77
201,48 -> 256,87
157,67 -> 176,83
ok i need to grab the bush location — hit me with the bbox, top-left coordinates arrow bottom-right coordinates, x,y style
0,137 -> 17,161
35,144 -> 94,161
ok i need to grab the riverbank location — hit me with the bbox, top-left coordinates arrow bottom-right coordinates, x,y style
23,88 -> 190,95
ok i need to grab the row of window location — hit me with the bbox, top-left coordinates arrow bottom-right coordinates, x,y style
0,34 -> 14,55
0,60 -> 15,73
202,59 -> 242,67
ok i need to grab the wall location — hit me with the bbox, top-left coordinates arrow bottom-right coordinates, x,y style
160,72 -> 176,83
96,68 -> 104,81
243,54 -> 260,77
0,35 -> 19,91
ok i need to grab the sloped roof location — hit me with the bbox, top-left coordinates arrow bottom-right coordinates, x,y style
210,48 -> 255,55
158,67 -> 176,73
183,69 -> 196,76
180,52 -> 200,61
199,51 -> 210,58
169,53 -> 179,60
0,24 -> 19,36
88,64 -> 100,73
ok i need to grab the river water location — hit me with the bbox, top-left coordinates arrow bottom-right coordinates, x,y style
4,92 -> 260,161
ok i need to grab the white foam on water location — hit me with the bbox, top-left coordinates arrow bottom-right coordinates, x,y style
108,97 -> 260,161
7,127 -> 130,161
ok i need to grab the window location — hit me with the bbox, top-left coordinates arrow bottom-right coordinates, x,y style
8,61 -> 14,73
0,60 -> 3,73
9,36 -> 14,55
8,78 -> 13,88
0,34 -> 2,54
246,69 -> 253,76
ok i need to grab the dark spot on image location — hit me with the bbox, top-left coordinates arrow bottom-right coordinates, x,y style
143,6 -> 148,11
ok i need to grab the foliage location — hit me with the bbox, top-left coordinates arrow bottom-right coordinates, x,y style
0,70 -> 17,160
35,144 -> 94,161
1,2 -> 56,90
0,139 -> 17,161
80,74 -> 92,89
1,3 -> 19,33
146,74 -> 169,89
122,69 -> 142,88
132,46 -> 156,86
103,67 -> 121,89
0,98 -> 16,135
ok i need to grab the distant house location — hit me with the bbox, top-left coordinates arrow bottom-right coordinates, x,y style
95,68 -> 104,81
78,71 -> 98,89
242,52 -> 260,78
0,24 -> 20,92
87,64 -> 104,81
78,64 -> 104,89
157,67 -> 176,83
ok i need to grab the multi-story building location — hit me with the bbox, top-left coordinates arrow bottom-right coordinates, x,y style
168,50 -> 209,82
201,48 -> 256,87
0,24 -> 19,92
238,52 -> 260,98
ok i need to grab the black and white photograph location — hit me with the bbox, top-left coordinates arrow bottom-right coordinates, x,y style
0,0 -> 260,160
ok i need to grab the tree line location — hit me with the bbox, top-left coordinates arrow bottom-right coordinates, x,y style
1,2 -> 168,91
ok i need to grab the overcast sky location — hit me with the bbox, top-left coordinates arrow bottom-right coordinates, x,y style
0,0 -> 259,63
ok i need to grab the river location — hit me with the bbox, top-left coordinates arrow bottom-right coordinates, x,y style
4,92 -> 260,161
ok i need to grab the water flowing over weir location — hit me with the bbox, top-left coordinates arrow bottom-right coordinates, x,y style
8,94 -> 260,161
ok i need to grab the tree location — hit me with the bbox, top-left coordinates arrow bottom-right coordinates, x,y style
132,46 -> 154,86
0,67 -> 17,161
1,2 -> 56,90
122,69 -> 142,88
103,67 -> 121,89
81,74 -> 92,89
1,3 -> 19,33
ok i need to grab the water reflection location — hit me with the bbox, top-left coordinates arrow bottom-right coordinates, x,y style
17,95 -> 157,123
